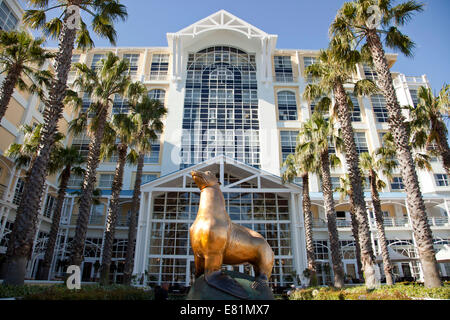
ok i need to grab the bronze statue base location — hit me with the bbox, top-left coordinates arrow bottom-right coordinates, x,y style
187,270 -> 275,300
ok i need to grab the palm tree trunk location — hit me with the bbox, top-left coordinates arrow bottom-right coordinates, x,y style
370,171 -> 394,286
123,152 -> 145,285
333,81 -> 377,288
37,166 -> 71,280
348,195 -> 364,281
366,29 -> 441,288
100,143 -> 128,286
0,66 -> 21,123
301,172 -> 317,286
2,20 -> 77,286
70,106 -> 109,267
320,151 -> 345,288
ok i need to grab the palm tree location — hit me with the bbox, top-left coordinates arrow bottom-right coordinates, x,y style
99,114 -> 137,286
6,124 -> 64,174
36,146 -> 86,280
304,47 -> 380,288
122,95 -> 167,286
67,53 -> 131,268
359,152 -> 397,285
330,0 -> 441,288
298,112 -> 345,288
282,150 -> 318,286
0,30 -> 53,123
3,0 -> 127,286
406,85 -> 450,176
334,174 -> 364,282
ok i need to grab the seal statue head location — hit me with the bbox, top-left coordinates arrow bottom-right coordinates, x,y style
191,171 -> 220,190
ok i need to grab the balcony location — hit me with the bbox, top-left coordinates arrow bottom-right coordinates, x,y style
428,217 -> 450,227
393,74 -> 427,87
143,74 -> 169,82
0,184 -> 7,200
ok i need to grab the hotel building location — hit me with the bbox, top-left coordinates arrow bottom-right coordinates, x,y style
0,2 -> 449,287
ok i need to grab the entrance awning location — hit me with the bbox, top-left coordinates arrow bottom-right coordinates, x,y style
376,247 -> 417,263
436,245 -> 450,263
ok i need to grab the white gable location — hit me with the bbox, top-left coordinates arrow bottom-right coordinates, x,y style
174,10 -> 270,39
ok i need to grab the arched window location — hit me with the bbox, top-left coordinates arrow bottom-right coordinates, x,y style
181,46 -> 260,169
277,91 -> 298,121
148,89 -> 166,106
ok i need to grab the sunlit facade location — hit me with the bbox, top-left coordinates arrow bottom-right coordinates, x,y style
0,7 -> 449,287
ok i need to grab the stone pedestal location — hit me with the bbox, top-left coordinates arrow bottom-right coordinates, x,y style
187,270 -> 275,300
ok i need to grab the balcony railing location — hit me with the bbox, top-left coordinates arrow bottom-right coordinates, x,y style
393,74 -> 427,87
336,219 -> 352,228
144,74 -> 169,82
428,217 -> 450,227
0,184 -> 7,200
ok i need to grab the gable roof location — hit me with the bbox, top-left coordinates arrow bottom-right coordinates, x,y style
141,155 -> 301,192
171,10 -> 276,40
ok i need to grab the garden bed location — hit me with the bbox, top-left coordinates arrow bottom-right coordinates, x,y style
289,282 -> 450,300
0,284 -> 153,300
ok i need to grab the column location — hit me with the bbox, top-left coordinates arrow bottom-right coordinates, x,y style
142,192 -> 153,286
404,199 -> 424,282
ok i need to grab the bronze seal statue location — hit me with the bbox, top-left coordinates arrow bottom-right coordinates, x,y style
189,170 -> 274,299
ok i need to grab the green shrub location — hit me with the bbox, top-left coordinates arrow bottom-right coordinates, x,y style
13,284 -> 153,300
0,285 -> 48,299
289,283 -> 449,300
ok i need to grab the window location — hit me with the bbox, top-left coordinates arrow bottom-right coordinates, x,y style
391,177 -> 405,191
371,94 -> 389,123
123,54 -> 139,77
181,46 -> 260,169
91,54 -> 106,71
99,174 -> 114,189
89,204 -> 104,225
435,174 -> 449,187
209,89 -> 234,103
363,64 -> 378,81
72,131 -> 90,159
303,56 -> 318,83
0,2 -> 18,31
314,241 -> 329,260
348,93 -> 361,122
148,89 -> 166,106
319,177 -> 341,192
336,211 -> 346,220
150,54 -> 169,80
81,93 -> 96,118
409,89 -> 419,107
274,56 -> 294,82
13,178 -> 25,205
43,195 -> 56,219
210,67 -> 234,81
354,132 -> 369,154
68,175 -> 84,188
277,91 -> 298,121
68,54 -> 81,82
142,174 -> 158,184
280,131 -> 299,162
310,96 -> 329,117
112,95 -> 129,115
144,133 -> 161,164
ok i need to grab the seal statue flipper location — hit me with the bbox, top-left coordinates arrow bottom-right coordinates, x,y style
205,270 -> 249,300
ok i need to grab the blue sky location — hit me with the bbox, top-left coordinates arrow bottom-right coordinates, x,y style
23,0 -> 449,90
